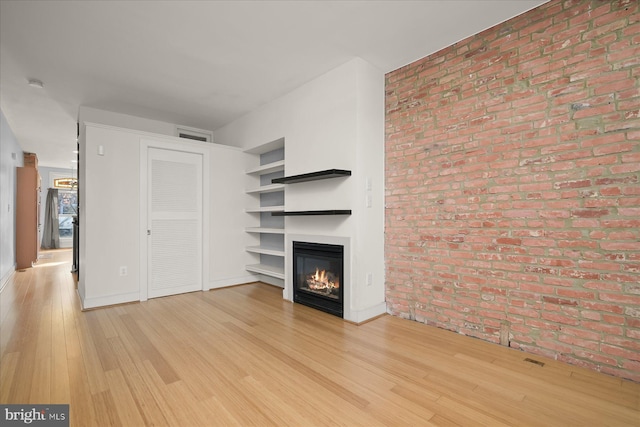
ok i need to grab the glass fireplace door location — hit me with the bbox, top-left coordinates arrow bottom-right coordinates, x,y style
293,241 -> 344,317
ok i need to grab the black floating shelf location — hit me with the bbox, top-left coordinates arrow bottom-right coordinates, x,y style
272,210 -> 352,216
272,169 -> 351,184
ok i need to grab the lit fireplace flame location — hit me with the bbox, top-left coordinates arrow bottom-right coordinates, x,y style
307,267 -> 339,291
313,268 -> 327,283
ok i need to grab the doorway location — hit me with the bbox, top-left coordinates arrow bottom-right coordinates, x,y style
144,146 -> 204,299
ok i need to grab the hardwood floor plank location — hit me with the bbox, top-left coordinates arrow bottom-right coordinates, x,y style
166,380 -> 231,426
7,329 -> 38,402
224,321 -> 371,411
94,308 -> 119,339
135,359 -> 194,426
455,351 -> 638,423
104,368 -> 146,426
100,335 -> 170,426
51,267 -> 71,404
238,375 -> 314,426
119,313 -> 180,385
0,352 -> 20,402
435,396 -> 513,427
568,370 -> 637,408
196,394 -> 245,427
66,356 -> 99,425
91,390 -> 123,426
422,373 -> 555,427
73,311 -> 109,394
198,323 -> 380,426
224,322 -> 441,425
28,356 -> 51,403
391,385 -> 486,427
83,311 -> 120,372
1,249 -> 638,426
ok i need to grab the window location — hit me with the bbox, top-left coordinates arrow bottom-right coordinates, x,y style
51,175 -> 78,240
57,191 -> 77,238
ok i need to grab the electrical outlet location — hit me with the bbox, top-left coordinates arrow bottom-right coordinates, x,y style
119,266 -> 128,276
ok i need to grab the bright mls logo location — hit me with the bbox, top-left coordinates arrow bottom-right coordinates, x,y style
1,405 -> 69,426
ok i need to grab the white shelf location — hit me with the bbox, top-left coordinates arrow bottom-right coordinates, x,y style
245,140 -> 285,285
246,246 -> 285,257
245,183 -> 285,194
246,160 -> 285,175
245,205 -> 285,213
244,137 -> 285,155
246,264 -> 285,280
245,227 -> 285,234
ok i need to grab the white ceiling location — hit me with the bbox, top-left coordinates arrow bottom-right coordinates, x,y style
0,0 -> 546,168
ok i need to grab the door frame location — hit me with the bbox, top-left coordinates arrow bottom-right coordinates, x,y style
139,137 -> 210,302
48,172 -> 77,249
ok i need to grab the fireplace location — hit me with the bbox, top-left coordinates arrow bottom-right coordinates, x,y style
293,241 -> 344,318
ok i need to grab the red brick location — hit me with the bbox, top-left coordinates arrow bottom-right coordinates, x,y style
571,209 -> 610,218
542,296 -> 578,306
599,293 -> 640,305
385,0 -> 640,381
600,241 -> 640,251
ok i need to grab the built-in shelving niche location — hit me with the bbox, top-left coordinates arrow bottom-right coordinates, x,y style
244,138 -> 285,285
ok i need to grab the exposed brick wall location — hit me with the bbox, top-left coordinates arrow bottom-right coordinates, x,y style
385,0 -> 639,382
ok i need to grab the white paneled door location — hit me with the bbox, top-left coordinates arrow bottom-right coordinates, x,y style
147,148 -> 203,298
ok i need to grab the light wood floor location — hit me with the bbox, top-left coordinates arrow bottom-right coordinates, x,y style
1,250 -> 638,426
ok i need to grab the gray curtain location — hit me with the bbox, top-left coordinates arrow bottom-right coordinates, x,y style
41,188 -> 60,249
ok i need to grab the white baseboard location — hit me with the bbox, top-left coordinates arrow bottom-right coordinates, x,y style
0,265 -> 17,294
256,275 -> 284,288
348,302 -> 387,324
80,291 -> 139,310
207,274 -> 260,290
80,275 -> 268,309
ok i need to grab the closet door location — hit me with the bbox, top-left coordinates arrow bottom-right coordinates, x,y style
147,148 -> 203,298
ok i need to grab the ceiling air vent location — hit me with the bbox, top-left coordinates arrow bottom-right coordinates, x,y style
176,125 -> 213,143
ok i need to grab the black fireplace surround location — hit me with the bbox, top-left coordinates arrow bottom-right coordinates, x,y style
293,241 -> 344,318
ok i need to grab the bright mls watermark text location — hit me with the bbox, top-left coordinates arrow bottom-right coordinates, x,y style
1,405 -> 69,426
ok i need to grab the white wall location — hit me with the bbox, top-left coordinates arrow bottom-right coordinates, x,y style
78,111 -> 248,309
79,124 -> 143,307
213,58 -> 386,322
209,146 -> 254,289
0,110 -> 24,288
354,58 -> 386,313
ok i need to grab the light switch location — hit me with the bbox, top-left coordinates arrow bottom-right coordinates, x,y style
98,145 -> 105,156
